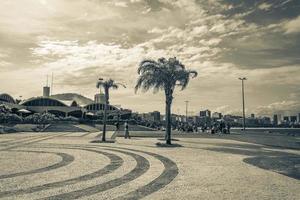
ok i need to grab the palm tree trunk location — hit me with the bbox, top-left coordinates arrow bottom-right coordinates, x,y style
165,95 -> 172,145
102,88 -> 109,142
102,104 -> 107,142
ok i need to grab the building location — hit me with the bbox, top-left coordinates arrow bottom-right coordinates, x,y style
239,117 -> 258,126
198,116 -> 211,126
258,117 -> 271,126
277,114 -> 282,124
139,111 -> 161,122
273,114 -> 278,126
199,109 -> 211,118
283,116 -> 289,122
0,93 -> 22,110
0,85 -> 131,119
0,93 -> 16,105
94,92 -> 105,104
212,112 -> 222,119
151,111 -> 161,122
21,97 -> 82,117
250,113 -> 255,118
290,116 -> 297,123
190,116 -> 201,124
161,114 -> 183,124
43,86 -> 50,97
175,115 -> 186,123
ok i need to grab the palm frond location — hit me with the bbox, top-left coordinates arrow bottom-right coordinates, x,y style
111,84 -> 119,90
175,70 -> 198,90
138,59 -> 160,75
136,57 -> 197,94
188,70 -> 198,78
135,71 -> 165,93
115,83 -> 126,88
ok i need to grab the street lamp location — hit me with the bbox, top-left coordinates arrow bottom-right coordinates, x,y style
96,78 -> 126,142
239,77 -> 247,131
185,101 -> 189,123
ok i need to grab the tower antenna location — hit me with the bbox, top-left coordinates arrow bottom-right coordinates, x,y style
51,72 -> 54,95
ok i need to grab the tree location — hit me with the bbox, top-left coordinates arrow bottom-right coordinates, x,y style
96,78 -> 126,142
135,57 -> 197,145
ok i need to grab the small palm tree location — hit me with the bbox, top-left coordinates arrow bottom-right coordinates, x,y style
96,78 -> 126,142
135,57 -> 197,145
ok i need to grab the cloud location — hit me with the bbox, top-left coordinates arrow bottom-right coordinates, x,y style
280,0 -> 294,6
283,15 -> 300,34
31,40 -> 146,74
255,100 -> 300,116
1,0 -> 300,114
0,60 -> 11,68
213,105 -> 244,116
258,3 -> 272,11
199,38 -> 222,46
114,1 -> 128,7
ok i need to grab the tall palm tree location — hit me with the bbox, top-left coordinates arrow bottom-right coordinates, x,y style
96,78 -> 126,142
135,57 -> 197,145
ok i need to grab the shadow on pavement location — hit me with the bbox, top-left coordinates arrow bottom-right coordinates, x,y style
156,142 -> 183,148
202,143 -> 300,180
244,156 -> 300,180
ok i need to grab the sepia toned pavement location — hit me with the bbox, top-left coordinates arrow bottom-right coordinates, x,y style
0,130 -> 299,200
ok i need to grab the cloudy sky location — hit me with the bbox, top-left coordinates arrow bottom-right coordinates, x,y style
0,0 -> 300,116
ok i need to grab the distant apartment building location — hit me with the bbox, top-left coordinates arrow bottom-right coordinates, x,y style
151,111 -> 161,122
223,115 -> 235,123
175,115 -> 187,123
139,111 -> 161,122
237,116 -> 271,127
188,116 -> 200,124
199,109 -> 211,118
290,116 -> 297,123
198,117 -> 211,126
250,113 -> 255,118
277,114 -> 282,124
283,116 -> 289,122
245,117 -> 258,126
259,117 -> 271,125
212,112 -> 222,119
163,114 -> 177,123
273,114 -> 278,125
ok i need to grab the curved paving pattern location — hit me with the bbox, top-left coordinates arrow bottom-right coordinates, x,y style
0,150 -> 74,180
0,134 -> 53,147
1,132 -> 300,200
39,148 -> 150,200
0,136 -> 179,200
43,124 -> 87,132
0,148 -> 123,198
111,147 -> 179,200
0,133 -> 71,151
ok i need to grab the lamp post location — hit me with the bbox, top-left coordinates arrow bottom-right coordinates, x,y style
238,77 -> 247,131
96,78 -> 126,142
185,101 -> 189,123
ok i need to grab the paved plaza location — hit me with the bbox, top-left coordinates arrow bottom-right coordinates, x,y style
0,130 -> 299,200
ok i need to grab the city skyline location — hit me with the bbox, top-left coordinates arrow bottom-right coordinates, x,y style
1,0 -> 300,116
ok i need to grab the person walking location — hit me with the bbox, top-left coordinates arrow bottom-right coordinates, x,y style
124,121 -> 130,139
227,123 -> 231,134
115,121 -> 120,131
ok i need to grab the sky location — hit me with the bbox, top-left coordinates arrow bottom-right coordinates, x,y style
0,0 -> 300,117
